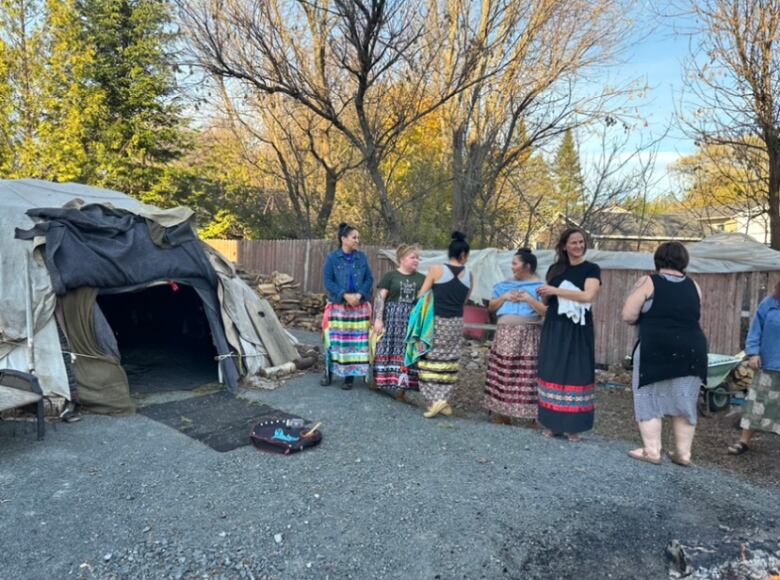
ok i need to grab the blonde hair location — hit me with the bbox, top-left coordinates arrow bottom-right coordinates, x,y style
396,243 -> 421,262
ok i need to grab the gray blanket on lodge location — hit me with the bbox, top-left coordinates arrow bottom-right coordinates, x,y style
16,205 -> 217,295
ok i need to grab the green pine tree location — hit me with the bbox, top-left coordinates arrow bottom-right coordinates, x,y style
78,0 -> 187,196
553,128 -> 584,218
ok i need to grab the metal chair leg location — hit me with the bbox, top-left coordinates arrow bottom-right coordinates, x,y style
36,399 -> 45,440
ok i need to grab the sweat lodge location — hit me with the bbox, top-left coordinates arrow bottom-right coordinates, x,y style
0,179 -> 299,415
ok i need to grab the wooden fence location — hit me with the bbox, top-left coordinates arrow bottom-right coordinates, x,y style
205,239 -> 780,367
206,239 -> 396,293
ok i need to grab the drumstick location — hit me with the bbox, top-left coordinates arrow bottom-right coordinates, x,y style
303,422 -> 322,437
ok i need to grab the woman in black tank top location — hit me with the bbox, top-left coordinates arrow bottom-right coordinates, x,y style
622,242 -> 707,467
415,232 -> 474,418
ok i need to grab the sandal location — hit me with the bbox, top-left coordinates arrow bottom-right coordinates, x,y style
541,430 -> 560,439
667,451 -> 691,467
628,448 -> 662,465
727,441 -> 750,455
423,400 -> 448,418
566,434 -> 582,443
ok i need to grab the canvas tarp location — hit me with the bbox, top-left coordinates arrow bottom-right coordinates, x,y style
60,288 -> 134,415
0,179 -> 297,402
382,233 -> 780,304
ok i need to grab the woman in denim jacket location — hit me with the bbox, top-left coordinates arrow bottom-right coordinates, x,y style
321,223 -> 374,389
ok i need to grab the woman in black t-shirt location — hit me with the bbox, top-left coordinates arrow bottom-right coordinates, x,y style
537,228 -> 602,442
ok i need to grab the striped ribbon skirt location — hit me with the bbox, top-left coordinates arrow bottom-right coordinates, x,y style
418,316 -> 463,404
484,319 -> 541,419
325,303 -> 371,378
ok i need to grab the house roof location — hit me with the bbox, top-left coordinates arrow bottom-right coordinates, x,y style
560,211 -> 705,241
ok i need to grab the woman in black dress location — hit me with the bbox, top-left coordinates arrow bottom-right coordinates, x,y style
537,228 -> 601,442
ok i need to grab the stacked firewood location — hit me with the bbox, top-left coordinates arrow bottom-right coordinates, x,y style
728,361 -> 755,391
238,269 -> 326,332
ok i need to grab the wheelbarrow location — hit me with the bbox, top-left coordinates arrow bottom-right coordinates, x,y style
699,353 -> 744,416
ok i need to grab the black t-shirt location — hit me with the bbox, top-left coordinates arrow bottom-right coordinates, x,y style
545,261 -> 601,323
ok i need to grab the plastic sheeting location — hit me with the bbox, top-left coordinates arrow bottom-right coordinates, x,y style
382,233 -> 780,304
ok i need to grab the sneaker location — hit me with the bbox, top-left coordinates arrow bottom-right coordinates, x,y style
60,403 -> 82,423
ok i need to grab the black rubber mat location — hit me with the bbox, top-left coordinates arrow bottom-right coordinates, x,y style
138,390 -> 301,452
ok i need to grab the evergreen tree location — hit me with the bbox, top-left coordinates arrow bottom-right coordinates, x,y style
78,0 -> 187,196
554,129 -> 584,218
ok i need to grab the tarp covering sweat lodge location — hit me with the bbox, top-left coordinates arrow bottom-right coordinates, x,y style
0,179 -> 298,414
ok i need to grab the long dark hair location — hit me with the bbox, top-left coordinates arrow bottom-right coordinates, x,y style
546,228 -> 587,282
337,222 -> 356,245
515,247 -> 537,273
448,231 -> 470,260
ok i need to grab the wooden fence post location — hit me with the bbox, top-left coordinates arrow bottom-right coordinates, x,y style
303,239 -> 311,293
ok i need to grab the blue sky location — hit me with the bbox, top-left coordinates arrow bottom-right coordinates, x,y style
577,8 -> 700,198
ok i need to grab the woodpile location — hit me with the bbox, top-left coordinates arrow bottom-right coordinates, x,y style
238,268 -> 326,332
728,361 -> 754,391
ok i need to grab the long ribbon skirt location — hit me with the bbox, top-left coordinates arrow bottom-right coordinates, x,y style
373,301 -> 418,392
484,320 -> 540,419
418,316 -> 463,404
323,303 -> 371,378
536,318 -> 596,434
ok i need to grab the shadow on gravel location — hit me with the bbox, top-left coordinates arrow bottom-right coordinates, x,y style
138,390 -> 302,452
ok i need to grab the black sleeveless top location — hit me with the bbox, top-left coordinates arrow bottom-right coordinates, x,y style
637,274 -> 708,387
432,265 -> 470,318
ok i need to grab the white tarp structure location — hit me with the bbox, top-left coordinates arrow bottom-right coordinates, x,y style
0,179 -> 297,402
382,233 -> 780,304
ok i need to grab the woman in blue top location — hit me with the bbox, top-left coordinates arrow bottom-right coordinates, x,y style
728,279 -> 780,454
484,249 -> 547,423
321,223 -> 374,389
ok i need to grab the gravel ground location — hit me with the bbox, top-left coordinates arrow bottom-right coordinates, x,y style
2,368 -> 780,580
446,366 -> 780,489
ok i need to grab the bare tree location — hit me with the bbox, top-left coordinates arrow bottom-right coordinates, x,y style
178,0 -> 485,243
434,0 -> 639,242
495,125 -> 666,250
215,80 -> 358,238
679,0 -> 780,249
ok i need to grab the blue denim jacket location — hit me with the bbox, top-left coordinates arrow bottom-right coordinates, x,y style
745,295 -> 780,371
323,249 -> 374,304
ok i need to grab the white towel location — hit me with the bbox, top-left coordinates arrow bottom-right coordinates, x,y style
557,280 -> 591,325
